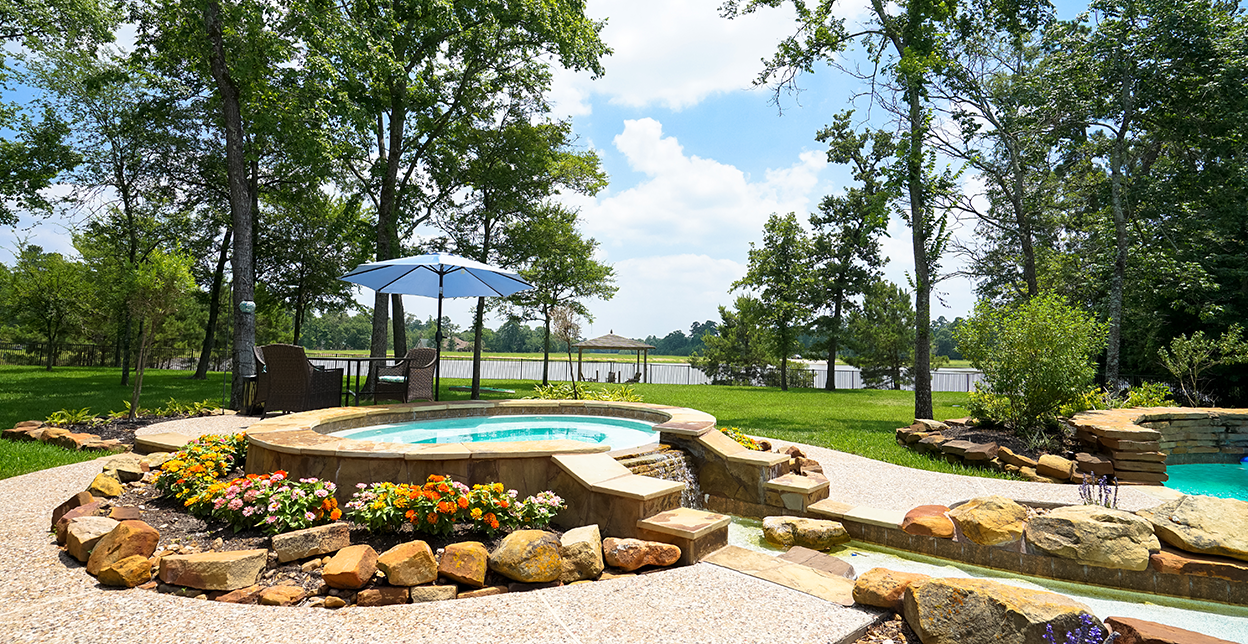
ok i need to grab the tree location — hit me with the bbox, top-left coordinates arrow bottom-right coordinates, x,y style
691,297 -> 772,386
550,307 -> 581,385
503,206 -> 616,385
806,112 -> 893,389
1159,326 -> 1248,407
4,245 -> 85,369
734,212 -> 813,391
844,280 -> 916,390
126,249 -> 196,418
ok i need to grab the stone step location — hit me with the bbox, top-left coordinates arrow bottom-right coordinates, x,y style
134,432 -> 193,454
637,507 -> 731,565
765,473 -> 831,512
701,545 -> 855,606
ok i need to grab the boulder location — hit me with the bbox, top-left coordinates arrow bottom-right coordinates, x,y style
1025,505 -> 1160,571
322,596 -> 348,609
410,585 -> 458,602
488,530 -> 562,583
917,435 -> 950,453
377,540 -> 438,586
355,586 -> 409,607
65,516 -> 121,562
1105,616 -> 1237,644
963,442 -> 999,462
102,454 -> 145,483
55,501 -> 104,544
86,520 -> 160,576
903,577 -> 1102,644
998,446 -> 1037,469
97,555 -> 153,588
1137,496 -> 1248,562
1037,454 -> 1076,481
902,505 -> 955,539
258,586 -> 308,606
272,523 -> 351,563
947,496 -> 1028,546
87,473 -> 123,498
777,546 -> 854,579
1075,453 -> 1115,477
322,544 -> 378,590
913,419 -> 949,432
214,585 -> 264,604
940,440 -> 977,456
602,537 -> 681,571
51,491 -> 95,530
439,542 -> 489,587
560,524 -> 604,583
158,549 -> 267,591
761,516 -> 850,550
108,507 -> 141,521
852,568 -> 930,611
1149,549 -> 1248,583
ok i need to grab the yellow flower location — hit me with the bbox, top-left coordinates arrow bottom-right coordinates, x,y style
470,508 -> 482,519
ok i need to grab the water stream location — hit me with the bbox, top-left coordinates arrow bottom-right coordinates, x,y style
616,446 -> 704,509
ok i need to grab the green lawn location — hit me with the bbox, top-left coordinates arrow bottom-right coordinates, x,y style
1,367 -> 998,481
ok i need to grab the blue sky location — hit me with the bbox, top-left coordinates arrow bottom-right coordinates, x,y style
2,0 -> 1092,341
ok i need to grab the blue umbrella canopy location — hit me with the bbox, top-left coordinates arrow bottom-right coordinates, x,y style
340,253 -> 532,298
341,253 -> 533,401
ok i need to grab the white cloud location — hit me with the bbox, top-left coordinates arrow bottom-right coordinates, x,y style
582,254 -> 745,339
550,0 -> 871,114
566,118 -> 826,254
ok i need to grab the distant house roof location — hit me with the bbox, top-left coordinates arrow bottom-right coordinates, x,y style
574,332 -> 655,351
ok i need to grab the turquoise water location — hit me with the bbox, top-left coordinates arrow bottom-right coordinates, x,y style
1165,462 -> 1248,501
726,518 -> 1248,642
329,414 -> 658,450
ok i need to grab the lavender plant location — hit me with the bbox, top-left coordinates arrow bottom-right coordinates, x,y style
1043,615 -> 1119,644
1078,473 -> 1119,509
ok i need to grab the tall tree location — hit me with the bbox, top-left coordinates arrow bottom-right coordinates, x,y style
806,112 -> 893,389
845,280 -> 916,390
690,296 -> 771,386
126,248 -> 195,417
733,212 -> 813,391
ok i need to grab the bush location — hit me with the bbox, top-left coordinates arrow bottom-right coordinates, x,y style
344,476 -> 565,537
1058,381 -> 1175,417
957,294 -> 1108,437
530,382 -> 643,402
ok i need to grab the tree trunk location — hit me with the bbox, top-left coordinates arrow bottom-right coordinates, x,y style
826,292 -> 843,391
194,227 -> 231,379
205,0 -> 255,409
293,283 -> 306,346
391,294 -> 406,358
907,86 -> 934,421
779,324 -> 789,391
471,297 -> 485,399
542,310 -> 552,386
1107,138 -> 1127,390
129,323 -> 149,419
120,308 -> 132,385
369,105 -> 405,382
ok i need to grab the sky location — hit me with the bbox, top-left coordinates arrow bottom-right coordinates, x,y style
2,0 -> 1090,342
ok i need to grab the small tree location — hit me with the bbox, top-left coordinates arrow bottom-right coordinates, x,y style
127,249 -> 196,418
550,307 -> 581,385
5,245 -> 86,370
956,293 -> 1108,437
691,297 -> 772,386
844,280 -> 916,390
1158,325 -> 1248,407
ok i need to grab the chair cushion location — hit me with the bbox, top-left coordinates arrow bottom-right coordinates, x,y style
378,375 -> 407,384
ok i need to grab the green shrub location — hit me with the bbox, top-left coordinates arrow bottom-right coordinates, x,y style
1123,381 -> 1174,408
1059,381 -> 1175,417
529,382 -> 643,402
45,407 -> 97,427
957,293 -> 1108,437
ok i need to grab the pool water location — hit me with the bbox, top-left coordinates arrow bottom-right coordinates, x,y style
329,414 -> 658,450
1165,462 -> 1248,501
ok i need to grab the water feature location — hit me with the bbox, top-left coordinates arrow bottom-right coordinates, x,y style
1165,461 -> 1248,501
617,445 -> 704,509
329,414 -> 658,450
726,517 -> 1248,642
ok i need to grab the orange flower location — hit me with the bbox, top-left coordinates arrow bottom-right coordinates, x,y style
428,475 -> 445,483
329,508 -> 342,521
437,501 -> 453,514
489,518 -> 499,530
274,470 -> 288,477
426,513 -> 437,524
321,499 -> 333,511
437,483 -> 449,494
484,512 -> 495,523
456,496 -> 469,509
405,510 -> 416,520
500,500 -> 510,509
424,490 -> 440,501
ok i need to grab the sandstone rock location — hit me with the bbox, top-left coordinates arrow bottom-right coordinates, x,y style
1037,454 -> 1077,480
785,445 -> 806,459
457,585 -> 507,599
602,537 -> 681,571
796,457 -> 823,474
1137,496 -> 1248,562
88,473 -> 123,498
97,555 -> 152,587
903,577 -> 1102,644
761,516 -> 850,550
560,524 -> 604,583
1075,453 -> 1115,477
322,545 -> 378,590
917,435 -> 950,453
377,540 -> 438,586
940,440 -> 977,456
109,507 -> 141,521
355,586 -> 409,606
507,580 -> 562,593
947,496 -> 1028,546
51,491 -> 95,530
272,523 -> 351,563
777,546 -> 854,579
912,419 -> 949,432
103,454 -> 145,483
258,585 -> 308,606
322,596 -> 348,608
998,446 -> 1038,469
86,520 -> 160,576
963,443 -> 999,462
158,549 -> 267,591
65,516 -> 121,562
1025,505 -> 1160,571
439,542 -> 489,587
852,568 -> 930,611
1105,616 -> 1237,644
55,501 -> 104,544
141,452 -> 172,469
489,530 -> 562,583
1149,549 -> 1248,583
214,585 -> 264,604
902,505 -> 955,539
410,585 -> 458,602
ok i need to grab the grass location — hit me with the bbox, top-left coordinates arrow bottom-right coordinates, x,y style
1,366 -> 1003,481
0,439 -> 119,480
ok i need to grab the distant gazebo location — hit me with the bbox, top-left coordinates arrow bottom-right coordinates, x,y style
573,332 -> 656,384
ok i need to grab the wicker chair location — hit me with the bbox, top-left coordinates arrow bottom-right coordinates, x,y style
251,346 -> 271,414
255,344 -> 343,415
374,347 -> 437,403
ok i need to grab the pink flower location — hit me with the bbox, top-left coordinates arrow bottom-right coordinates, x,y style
314,489 -> 328,498
242,506 -> 255,517
265,515 -> 278,524
304,511 -> 316,521
228,498 -> 244,511
356,483 -> 368,489
243,490 -> 257,502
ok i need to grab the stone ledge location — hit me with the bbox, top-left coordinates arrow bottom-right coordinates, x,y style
765,473 -> 830,495
637,508 -> 730,540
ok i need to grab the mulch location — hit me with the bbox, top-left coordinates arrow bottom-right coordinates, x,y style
45,415 -> 199,446
938,422 -> 1083,462
853,612 -> 919,644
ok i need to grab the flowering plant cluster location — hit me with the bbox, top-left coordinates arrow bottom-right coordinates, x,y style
1043,615 -> 1117,644
719,426 -> 763,451
345,475 -> 566,537
154,433 -> 249,504
180,470 -> 341,535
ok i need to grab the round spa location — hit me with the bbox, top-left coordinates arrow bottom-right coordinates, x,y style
329,414 -> 660,451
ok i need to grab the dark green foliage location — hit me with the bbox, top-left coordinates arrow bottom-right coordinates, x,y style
691,297 -> 773,386
844,281 -> 916,390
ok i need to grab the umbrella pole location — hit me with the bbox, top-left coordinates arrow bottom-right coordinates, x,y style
435,274 -> 444,402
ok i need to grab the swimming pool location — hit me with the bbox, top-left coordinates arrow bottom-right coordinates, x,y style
1165,462 -> 1248,501
329,414 -> 659,450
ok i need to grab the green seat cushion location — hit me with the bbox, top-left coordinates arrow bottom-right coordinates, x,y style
378,375 -> 406,384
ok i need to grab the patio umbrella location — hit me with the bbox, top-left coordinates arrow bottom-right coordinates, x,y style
341,253 -> 533,400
